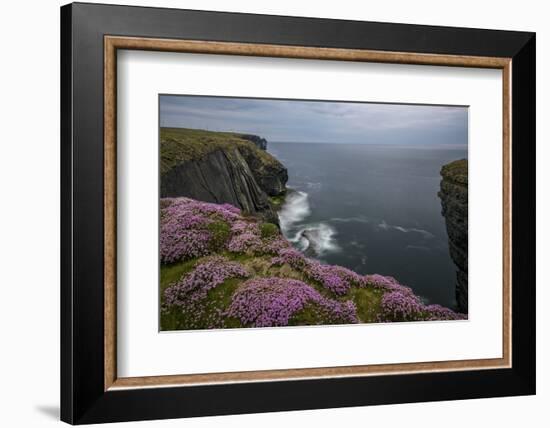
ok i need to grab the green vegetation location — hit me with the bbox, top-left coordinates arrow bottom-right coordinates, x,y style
207,221 -> 231,250
161,278 -> 244,331
159,175 -> 465,330
160,247 -> 390,330
269,194 -> 287,208
289,304 -> 339,326
160,259 -> 197,295
348,287 -> 383,323
260,222 -> 279,238
441,159 -> 468,185
160,127 -> 280,175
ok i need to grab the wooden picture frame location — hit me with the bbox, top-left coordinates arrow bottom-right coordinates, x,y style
61,2 -> 535,424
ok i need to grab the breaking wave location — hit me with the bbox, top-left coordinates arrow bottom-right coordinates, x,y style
292,223 -> 340,255
278,191 -> 311,232
278,190 -> 339,256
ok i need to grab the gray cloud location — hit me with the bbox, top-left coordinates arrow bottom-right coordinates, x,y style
160,95 -> 468,145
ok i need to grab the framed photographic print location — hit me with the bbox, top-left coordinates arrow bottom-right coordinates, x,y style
60,2 -> 536,424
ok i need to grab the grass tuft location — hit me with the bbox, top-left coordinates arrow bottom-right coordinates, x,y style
207,220 -> 231,250
260,222 -> 279,238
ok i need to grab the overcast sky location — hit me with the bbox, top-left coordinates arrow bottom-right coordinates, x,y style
160,95 -> 468,145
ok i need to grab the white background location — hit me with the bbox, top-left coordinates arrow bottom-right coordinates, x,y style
118,51 -> 503,377
0,0 -> 546,427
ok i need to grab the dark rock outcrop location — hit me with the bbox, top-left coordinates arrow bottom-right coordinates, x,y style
236,144 -> 288,196
160,129 -> 287,224
438,159 -> 468,313
239,134 -> 267,150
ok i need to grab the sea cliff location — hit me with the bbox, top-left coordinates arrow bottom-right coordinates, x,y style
159,129 -> 466,330
160,128 -> 287,224
439,159 -> 468,313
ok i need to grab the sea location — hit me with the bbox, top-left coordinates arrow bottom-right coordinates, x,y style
267,142 -> 468,309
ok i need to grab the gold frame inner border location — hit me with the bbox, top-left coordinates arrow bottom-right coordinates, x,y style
104,35 -> 512,391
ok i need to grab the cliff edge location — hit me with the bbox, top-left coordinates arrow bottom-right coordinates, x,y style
160,128 -> 288,224
160,196 -> 466,330
439,159 -> 468,313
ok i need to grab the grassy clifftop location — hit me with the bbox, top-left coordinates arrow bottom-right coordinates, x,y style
160,197 -> 466,331
441,159 -> 468,186
160,127 -> 280,175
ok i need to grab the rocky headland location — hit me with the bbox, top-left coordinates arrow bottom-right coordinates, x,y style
160,128 -> 287,224
438,159 -> 468,313
159,128 -> 466,330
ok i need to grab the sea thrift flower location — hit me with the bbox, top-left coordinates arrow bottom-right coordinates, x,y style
230,220 -> 259,235
226,232 -> 263,253
365,274 -> 416,296
270,247 -> 307,269
164,256 -> 249,328
164,256 -> 249,307
159,196 -> 464,326
226,220 -> 271,254
160,229 -> 212,264
305,262 -> 347,295
318,299 -> 358,324
262,235 -> 291,254
160,197 -> 244,263
424,304 -> 467,321
375,277 -> 465,322
305,261 -> 366,295
378,290 -> 425,322
227,277 -> 358,327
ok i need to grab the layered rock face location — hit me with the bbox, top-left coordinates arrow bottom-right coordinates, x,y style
438,159 -> 468,313
236,143 -> 288,196
160,128 -> 287,224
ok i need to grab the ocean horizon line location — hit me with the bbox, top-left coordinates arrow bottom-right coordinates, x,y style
269,141 -> 468,149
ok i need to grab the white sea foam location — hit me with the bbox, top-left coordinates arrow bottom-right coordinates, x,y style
278,190 -> 311,234
296,223 -> 340,256
329,215 -> 371,224
377,220 -> 434,239
278,190 -> 340,256
305,182 -> 322,190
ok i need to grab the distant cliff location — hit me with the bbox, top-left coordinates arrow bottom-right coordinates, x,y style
439,159 -> 468,313
160,128 -> 287,224
239,134 -> 267,150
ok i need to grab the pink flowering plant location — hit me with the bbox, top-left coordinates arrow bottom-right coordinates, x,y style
304,260 -> 366,295
365,274 -> 466,322
226,220 -> 290,256
270,248 -> 364,295
160,197 -> 466,331
160,197 -> 240,263
270,247 -> 307,269
226,277 -> 358,327
424,304 -> 467,321
163,256 -> 249,329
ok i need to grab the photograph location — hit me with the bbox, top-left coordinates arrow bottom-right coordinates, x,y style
159,95 -> 469,331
